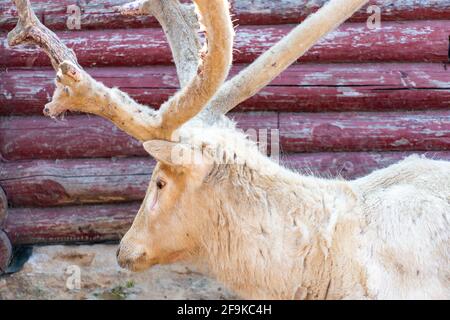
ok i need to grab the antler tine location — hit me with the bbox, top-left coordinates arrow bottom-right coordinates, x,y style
7,0 -> 167,141
156,0 -> 234,139
202,0 -> 369,122
117,0 -> 202,88
119,0 -> 234,140
7,0 -> 79,70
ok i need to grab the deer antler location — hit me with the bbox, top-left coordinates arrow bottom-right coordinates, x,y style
7,0 -> 80,70
118,0 -> 201,88
8,0 -> 234,141
201,0 -> 369,122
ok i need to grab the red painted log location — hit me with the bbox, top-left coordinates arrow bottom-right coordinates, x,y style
0,158 -> 154,207
0,115 -> 143,160
3,202 -> 139,245
1,21 -> 448,68
284,151 -> 450,178
1,112 -> 449,160
0,113 -> 278,160
1,66 -> 177,115
0,230 -> 12,272
2,63 -> 449,116
2,152 -> 450,207
0,111 -> 450,160
1,0 -> 449,31
231,0 -> 450,25
280,111 -> 450,152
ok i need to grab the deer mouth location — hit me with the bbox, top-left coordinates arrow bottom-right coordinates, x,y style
125,254 -> 185,272
128,259 -> 159,272
117,254 -> 159,272
117,246 -> 185,272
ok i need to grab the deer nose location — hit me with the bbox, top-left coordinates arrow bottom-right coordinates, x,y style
116,244 -> 129,268
116,243 -> 149,270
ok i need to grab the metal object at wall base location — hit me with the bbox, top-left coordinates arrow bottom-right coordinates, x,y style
0,230 -> 13,274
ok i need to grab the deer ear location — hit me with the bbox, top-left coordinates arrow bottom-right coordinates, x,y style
143,140 -> 175,165
143,140 -> 208,169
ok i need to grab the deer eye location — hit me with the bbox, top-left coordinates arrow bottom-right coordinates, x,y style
156,178 -> 166,190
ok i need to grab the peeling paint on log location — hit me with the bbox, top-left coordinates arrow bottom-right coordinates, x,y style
231,0 -> 450,25
0,114 -> 278,160
1,152 -> 450,207
0,230 -> 12,272
284,151 -> 450,178
280,111 -> 450,152
1,21 -> 448,68
1,112 -> 449,160
0,115 -> 144,160
4,203 -> 139,245
1,0 -> 449,31
1,63 -> 449,116
0,158 -> 154,207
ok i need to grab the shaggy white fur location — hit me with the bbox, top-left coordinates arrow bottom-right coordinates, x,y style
119,123 -> 450,300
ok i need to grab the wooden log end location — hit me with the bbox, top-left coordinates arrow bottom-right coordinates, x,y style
0,230 -> 13,273
0,187 -> 7,226
4,203 -> 138,245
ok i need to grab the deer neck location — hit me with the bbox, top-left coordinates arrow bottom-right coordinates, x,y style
195,165 -> 362,299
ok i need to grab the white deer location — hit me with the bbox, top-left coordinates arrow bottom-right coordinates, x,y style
8,0 -> 450,299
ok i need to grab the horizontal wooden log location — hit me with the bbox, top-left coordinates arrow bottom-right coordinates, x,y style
4,202 -> 139,245
0,113 -> 278,160
1,21 -> 448,68
230,0 -> 450,25
0,229 -> 12,272
284,151 -> 450,178
1,0 -> 449,31
2,152 -> 450,207
2,63 -> 449,116
1,111 -> 449,160
1,158 -> 154,207
280,111 -> 450,152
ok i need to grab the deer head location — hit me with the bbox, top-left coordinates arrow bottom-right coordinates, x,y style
8,0 -> 369,273
116,140 -> 210,270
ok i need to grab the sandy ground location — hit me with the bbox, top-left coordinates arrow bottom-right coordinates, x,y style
0,244 -> 237,300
